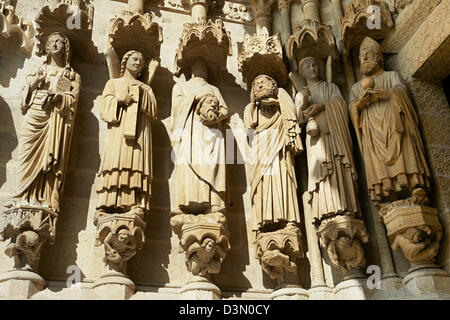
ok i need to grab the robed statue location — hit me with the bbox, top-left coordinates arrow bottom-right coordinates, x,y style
96,50 -> 158,213
244,74 -> 303,231
295,56 -> 360,223
170,58 -> 229,215
349,37 -> 430,204
8,32 -> 80,212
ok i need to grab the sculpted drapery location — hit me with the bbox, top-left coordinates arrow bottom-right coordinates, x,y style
13,32 -> 80,212
170,76 -> 229,214
296,57 -> 359,223
349,37 -> 430,203
96,50 -> 157,213
244,75 -> 303,230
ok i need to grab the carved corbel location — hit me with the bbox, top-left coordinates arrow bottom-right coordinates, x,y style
315,215 -> 369,277
254,223 -> 303,284
105,9 -> 163,79
170,212 -> 230,281
35,0 -> 95,60
338,0 -> 394,55
238,28 -> 288,89
94,210 -> 146,276
0,207 -> 57,271
0,1 -> 34,57
379,189 -> 442,268
174,17 -> 232,77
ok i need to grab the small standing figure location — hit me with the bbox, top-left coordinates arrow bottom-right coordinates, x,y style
96,50 -> 158,214
8,32 -> 80,212
349,37 -> 430,204
244,74 -> 303,230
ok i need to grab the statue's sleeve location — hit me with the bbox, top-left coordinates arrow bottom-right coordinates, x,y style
141,85 -> 158,120
214,86 -> 229,119
100,79 -> 122,124
21,66 -> 41,108
243,102 -> 257,130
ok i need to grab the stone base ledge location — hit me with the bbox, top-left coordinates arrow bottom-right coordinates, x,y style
0,270 -> 45,299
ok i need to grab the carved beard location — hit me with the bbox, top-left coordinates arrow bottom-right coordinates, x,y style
361,60 -> 379,76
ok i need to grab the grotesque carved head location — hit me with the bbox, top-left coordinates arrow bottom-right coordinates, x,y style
359,37 -> 384,76
298,56 -> 320,81
45,32 -> 71,66
20,230 -> 40,248
117,228 -> 132,244
120,50 -> 145,78
252,75 -> 278,102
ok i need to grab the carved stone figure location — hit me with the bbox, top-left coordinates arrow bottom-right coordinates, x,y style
7,32 -> 80,212
170,57 -> 229,216
296,56 -> 359,224
187,237 -> 227,277
244,74 -> 303,230
103,229 -> 137,274
96,50 -> 158,213
349,37 -> 431,205
5,230 -> 43,271
295,56 -> 368,275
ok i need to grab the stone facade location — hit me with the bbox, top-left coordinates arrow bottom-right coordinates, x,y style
0,0 -> 449,300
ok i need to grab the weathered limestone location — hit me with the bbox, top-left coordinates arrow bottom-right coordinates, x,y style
169,1 -> 232,299
0,0 -> 34,57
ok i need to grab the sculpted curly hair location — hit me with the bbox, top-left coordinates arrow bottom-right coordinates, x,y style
120,50 -> 145,77
45,32 -> 71,67
251,74 -> 278,101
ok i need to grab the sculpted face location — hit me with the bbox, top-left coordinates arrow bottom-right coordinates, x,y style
360,49 -> 381,76
126,52 -> 145,77
253,76 -> 277,102
47,33 -> 65,56
203,96 -> 219,111
301,58 -> 319,81
117,229 -> 131,243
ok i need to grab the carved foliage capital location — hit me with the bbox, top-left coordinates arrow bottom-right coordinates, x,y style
238,29 -> 288,88
175,18 -> 231,76
288,19 -> 338,64
109,9 -> 163,61
249,0 -> 276,19
339,0 -> 394,55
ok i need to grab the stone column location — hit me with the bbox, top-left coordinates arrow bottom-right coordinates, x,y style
300,0 -> 320,22
277,0 -> 292,45
191,0 -> 208,22
250,0 -> 275,34
128,0 -> 144,12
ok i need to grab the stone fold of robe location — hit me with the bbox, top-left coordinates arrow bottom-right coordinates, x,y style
297,81 -> 359,221
349,71 -> 430,201
170,78 -> 228,212
96,77 -> 157,212
244,88 -> 303,230
15,64 -> 80,212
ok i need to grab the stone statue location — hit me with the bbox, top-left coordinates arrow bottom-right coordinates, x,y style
96,50 -> 158,214
103,229 -> 137,273
5,230 -> 43,270
244,74 -> 303,231
186,237 -> 227,277
7,32 -> 80,212
349,37 -> 430,205
170,57 -> 229,216
295,56 -> 360,225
